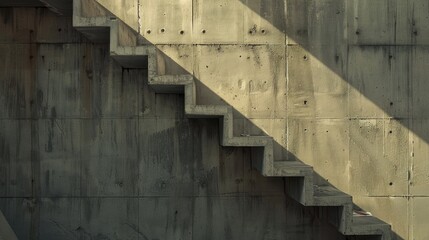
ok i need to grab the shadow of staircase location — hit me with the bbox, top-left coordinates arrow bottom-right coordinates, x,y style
70,0 -> 393,239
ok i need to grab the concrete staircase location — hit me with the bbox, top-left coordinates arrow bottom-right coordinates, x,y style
72,0 -> 392,239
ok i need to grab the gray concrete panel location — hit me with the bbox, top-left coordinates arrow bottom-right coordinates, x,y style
139,0 -> 192,44
79,44 -> 141,118
0,8 -> 82,44
411,197 -> 429,240
411,46 -> 429,118
36,44 -> 83,118
138,197 -> 193,240
138,118 -> 194,197
242,0 -> 286,44
39,198 -> 80,240
192,0 -> 244,44
38,119 -> 81,197
0,44 -> 35,119
81,119 -> 139,197
287,44 -> 348,119
349,119 -> 409,197
410,119 -> 429,196
192,196 -> 244,240
80,198 -> 139,240
242,196 -> 288,239
307,0 -> 346,46
0,120 -> 32,197
347,0 -> 399,45
409,0 -> 429,45
348,46 -> 409,118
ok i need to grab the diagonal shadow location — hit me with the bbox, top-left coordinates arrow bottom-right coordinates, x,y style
149,44 -> 399,240
239,1 -> 421,239
81,0 -> 403,239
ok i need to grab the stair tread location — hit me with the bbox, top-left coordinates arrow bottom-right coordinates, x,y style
271,161 -> 313,176
351,215 -> 391,235
274,161 -> 312,169
314,185 -> 350,198
353,215 -> 387,226
226,136 -> 272,147
313,185 -> 351,206
231,135 -> 272,141
187,105 -> 231,119
151,74 -> 193,84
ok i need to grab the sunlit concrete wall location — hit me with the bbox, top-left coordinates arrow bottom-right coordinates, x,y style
1,0 -> 428,239
94,0 -> 429,239
0,6 -> 347,240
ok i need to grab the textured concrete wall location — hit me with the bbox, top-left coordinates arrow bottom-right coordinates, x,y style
92,0 -> 429,239
0,7 -> 346,240
2,0 -> 429,238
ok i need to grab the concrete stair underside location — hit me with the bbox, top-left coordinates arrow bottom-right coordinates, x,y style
69,0 -> 393,239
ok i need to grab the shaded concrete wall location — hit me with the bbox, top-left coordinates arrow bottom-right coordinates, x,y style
0,7 -> 346,240
91,0 -> 429,239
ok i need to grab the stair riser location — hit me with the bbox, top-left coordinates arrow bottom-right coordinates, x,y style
284,176 -> 314,205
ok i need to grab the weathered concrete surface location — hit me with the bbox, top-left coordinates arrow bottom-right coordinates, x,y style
91,0 -> 429,239
2,0 -> 429,238
73,0 -> 391,238
0,7 -> 351,240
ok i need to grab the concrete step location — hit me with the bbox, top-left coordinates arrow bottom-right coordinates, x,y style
313,185 -> 352,206
225,136 -> 273,147
313,185 -> 354,234
149,75 -> 194,93
185,105 -> 231,118
272,161 -> 313,177
350,216 -> 391,238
